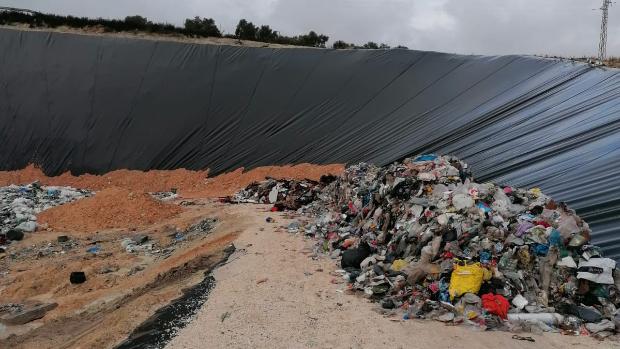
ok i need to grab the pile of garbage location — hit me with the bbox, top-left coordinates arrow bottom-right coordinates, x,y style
241,155 -> 620,338
230,176 -> 336,211
0,182 -> 91,245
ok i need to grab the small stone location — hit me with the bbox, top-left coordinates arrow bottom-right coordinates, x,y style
98,264 -> 120,274
127,265 -> 145,276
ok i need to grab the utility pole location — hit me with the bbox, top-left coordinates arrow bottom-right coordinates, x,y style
597,0 -> 613,64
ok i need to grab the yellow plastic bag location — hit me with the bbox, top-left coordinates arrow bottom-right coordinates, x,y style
391,259 -> 408,271
449,262 -> 484,300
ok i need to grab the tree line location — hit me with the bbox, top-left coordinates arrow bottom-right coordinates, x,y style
0,8 -> 403,49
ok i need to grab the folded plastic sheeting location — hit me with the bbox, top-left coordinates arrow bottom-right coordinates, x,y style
0,28 -> 618,259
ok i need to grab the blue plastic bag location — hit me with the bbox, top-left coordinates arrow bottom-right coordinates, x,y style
414,154 -> 438,162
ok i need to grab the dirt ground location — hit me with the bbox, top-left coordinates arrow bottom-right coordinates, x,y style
0,199 -> 243,348
0,164 -> 617,348
0,164 -> 342,348
167,205 -> 617,349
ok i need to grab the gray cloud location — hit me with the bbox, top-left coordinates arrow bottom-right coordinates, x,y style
1,0 -> 618,56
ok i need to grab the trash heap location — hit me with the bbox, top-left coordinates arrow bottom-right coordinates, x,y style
0,182 -> 91,244
292,155 -> 619,337
231,176 -> 336,211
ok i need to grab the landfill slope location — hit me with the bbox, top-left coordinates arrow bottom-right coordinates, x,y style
0,28 -> 618,259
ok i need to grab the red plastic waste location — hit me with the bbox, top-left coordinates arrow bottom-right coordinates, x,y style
533,220 -> 551,228
482,293 -> 510,319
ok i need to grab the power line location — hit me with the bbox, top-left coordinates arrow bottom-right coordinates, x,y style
597,0 -> 613,64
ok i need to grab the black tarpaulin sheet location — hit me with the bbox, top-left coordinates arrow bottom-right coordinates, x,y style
0,28 -> 619,259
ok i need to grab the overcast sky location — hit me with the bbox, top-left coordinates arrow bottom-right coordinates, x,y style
1,0 -> 618,57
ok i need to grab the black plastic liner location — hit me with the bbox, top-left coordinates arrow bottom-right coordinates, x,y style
0,28 -> 619,259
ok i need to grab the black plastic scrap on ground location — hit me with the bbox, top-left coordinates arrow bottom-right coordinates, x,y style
114,245 -> 235,349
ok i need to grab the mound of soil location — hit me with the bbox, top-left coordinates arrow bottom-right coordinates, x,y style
0,165 -> 209,193
0,164 -> 344,197
37,187 -> 183,232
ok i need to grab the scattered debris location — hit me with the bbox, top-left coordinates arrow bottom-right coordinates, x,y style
0,182 -> 91,249
97,264 -> 120,274
86,246 -> 101,254
121,235 -> 153,253
184,218 -> 216,236
150,190 -> 179,201
512,335 -> 535,342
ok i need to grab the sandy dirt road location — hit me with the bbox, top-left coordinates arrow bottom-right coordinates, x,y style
166,204 -> 614,349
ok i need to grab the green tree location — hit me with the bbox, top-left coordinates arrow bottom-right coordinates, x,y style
298,31 -> 329,48
332,40 -> 354,49
256,25 -> 278,42
361,41 -> 379,49
235,19 -> 258,40
184,16 -> 221,37
124,15 -> 148,29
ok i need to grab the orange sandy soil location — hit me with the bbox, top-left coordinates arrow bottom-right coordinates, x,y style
0,164 -> 342,348
38,187 -> 183,233
0,163 -> 343,197
1,163 -> 342,233
1,201 -> 245,348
